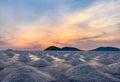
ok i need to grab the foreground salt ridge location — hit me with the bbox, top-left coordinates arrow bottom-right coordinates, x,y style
1,66 -> 55,82
0,51 -> 120,82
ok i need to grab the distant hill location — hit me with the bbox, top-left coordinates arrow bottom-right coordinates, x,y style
44,46 -> 81,51
44,46 -> 61,51
91,47 -> 120,51
61,47 -> 80,51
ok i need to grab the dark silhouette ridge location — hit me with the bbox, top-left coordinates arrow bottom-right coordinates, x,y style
61,47 -> 80,51
44,46 -> 81,51
44,46 -> 61,51
6,49 -> 13,51
91,47 -> 120,51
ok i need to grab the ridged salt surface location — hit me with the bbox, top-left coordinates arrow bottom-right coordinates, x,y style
0,51 -> 120,82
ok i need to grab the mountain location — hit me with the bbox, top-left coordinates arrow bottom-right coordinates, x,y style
44,46 -> 80,51
91,47 -> 120,51
44,46 -> 61,51
61,47 -> 80,51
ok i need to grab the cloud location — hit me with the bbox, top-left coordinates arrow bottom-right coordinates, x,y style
76,32 -> 107,41
0,0 -> 120,50
0,37 -> 10,49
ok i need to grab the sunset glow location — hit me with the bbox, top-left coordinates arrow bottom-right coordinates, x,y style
0,0 -> 120,50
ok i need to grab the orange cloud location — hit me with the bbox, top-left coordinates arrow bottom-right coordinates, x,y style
0,0 -> 120,50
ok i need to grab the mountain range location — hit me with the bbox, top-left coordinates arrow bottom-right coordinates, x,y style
44,46 -> 120,51
44,46 -> 81,51
91,47 -> 120,51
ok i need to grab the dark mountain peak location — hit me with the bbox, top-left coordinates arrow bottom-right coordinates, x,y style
6,49 -> 13,51
61,47 -> 80,51
91,47 -> 120,51
44,46 -> 81,51
44,46 -> 61,51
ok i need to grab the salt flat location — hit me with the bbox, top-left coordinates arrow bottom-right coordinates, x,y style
0,50 -> 120,82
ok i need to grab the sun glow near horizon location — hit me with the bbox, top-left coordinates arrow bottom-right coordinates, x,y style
0,0 -> 120,50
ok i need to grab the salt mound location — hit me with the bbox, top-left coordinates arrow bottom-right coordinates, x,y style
44,56 -> 54,62
4,49 -> 15,57
67,58 -> 84,66
0,60 -> 8,70
97,57 -> 114,65
65,64 -> 116,82
0,62 -> 25,81
19,55 -> 31,62
107,62 -> 120,74
0,53 -> 9,61
2,66 -> 55,82
29,59 -> 50,67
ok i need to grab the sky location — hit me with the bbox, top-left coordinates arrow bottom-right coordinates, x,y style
0,0 -> 120,50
